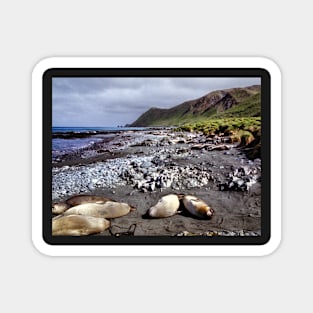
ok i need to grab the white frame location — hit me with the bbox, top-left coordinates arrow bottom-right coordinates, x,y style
32,57 -> 281,256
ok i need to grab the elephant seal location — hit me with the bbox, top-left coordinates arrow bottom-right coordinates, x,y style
182,195 -> 214,219
65,195 -> 112,206
52,214 -> 110,236
63,201 -> 133,219
52,202 -> 71,215
146,194 -> 180,218
52,195 -> 115,215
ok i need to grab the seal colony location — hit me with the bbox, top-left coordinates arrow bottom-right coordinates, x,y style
52,193 -> 215,236
52,194 -> 136,236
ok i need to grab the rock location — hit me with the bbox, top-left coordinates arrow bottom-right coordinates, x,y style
174,229 -> 261,237
186,179 -> 198,189
191,144 -> 209,150
239,230 -> 245,236
171,181 -> 180,190
141,161 -> 153,168
219,183 -> 227,191
148,182 -> 155,192
208,144 -> 231,151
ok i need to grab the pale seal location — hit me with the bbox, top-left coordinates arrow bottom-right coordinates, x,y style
52,195 -> 115,215
52,214 -> 110,236
182,195 -> 214,219
146,194 -> 181,218
63,201 -> 133,219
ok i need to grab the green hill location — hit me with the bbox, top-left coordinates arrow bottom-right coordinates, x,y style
129,85 -> 261,127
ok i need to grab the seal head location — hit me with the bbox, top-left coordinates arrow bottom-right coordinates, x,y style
52,202 -> 70,215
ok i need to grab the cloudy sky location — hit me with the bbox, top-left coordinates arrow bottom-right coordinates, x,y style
52,77 -> 261,127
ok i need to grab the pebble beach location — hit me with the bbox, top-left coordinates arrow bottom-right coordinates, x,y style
52,128 -> 262,236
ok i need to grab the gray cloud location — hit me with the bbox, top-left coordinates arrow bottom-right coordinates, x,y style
52,77 -> 261,127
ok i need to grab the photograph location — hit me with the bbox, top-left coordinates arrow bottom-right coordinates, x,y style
50,75 -> 264,239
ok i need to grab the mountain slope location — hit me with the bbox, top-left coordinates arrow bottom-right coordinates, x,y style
129,85 -> 261,127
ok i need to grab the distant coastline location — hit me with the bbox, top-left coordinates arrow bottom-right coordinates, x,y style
52,126 -> 147,133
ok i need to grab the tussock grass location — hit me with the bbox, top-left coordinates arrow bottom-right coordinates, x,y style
176,117 -> 261,136
175,117 -> 261,159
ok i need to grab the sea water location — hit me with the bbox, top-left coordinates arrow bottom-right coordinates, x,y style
52,126 -> 146,133
52,126 -> 146,160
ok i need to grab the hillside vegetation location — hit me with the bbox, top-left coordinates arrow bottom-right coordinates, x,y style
129,85 -> 261,127
129,85 -> 262,158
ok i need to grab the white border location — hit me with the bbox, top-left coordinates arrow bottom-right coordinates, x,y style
32,57 -> 281,256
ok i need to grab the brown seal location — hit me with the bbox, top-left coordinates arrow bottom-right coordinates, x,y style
52,214 -> 110,236
52,195 -> 115,215
182,195 -> 214,219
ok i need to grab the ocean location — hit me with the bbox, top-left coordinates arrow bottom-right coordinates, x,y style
52,126 -> 146,160
52,126 -> 146,133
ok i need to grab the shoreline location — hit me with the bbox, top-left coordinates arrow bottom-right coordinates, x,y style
52,129 -> 262,236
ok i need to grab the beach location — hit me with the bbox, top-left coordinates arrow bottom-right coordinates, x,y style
52,128 -> 261,236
